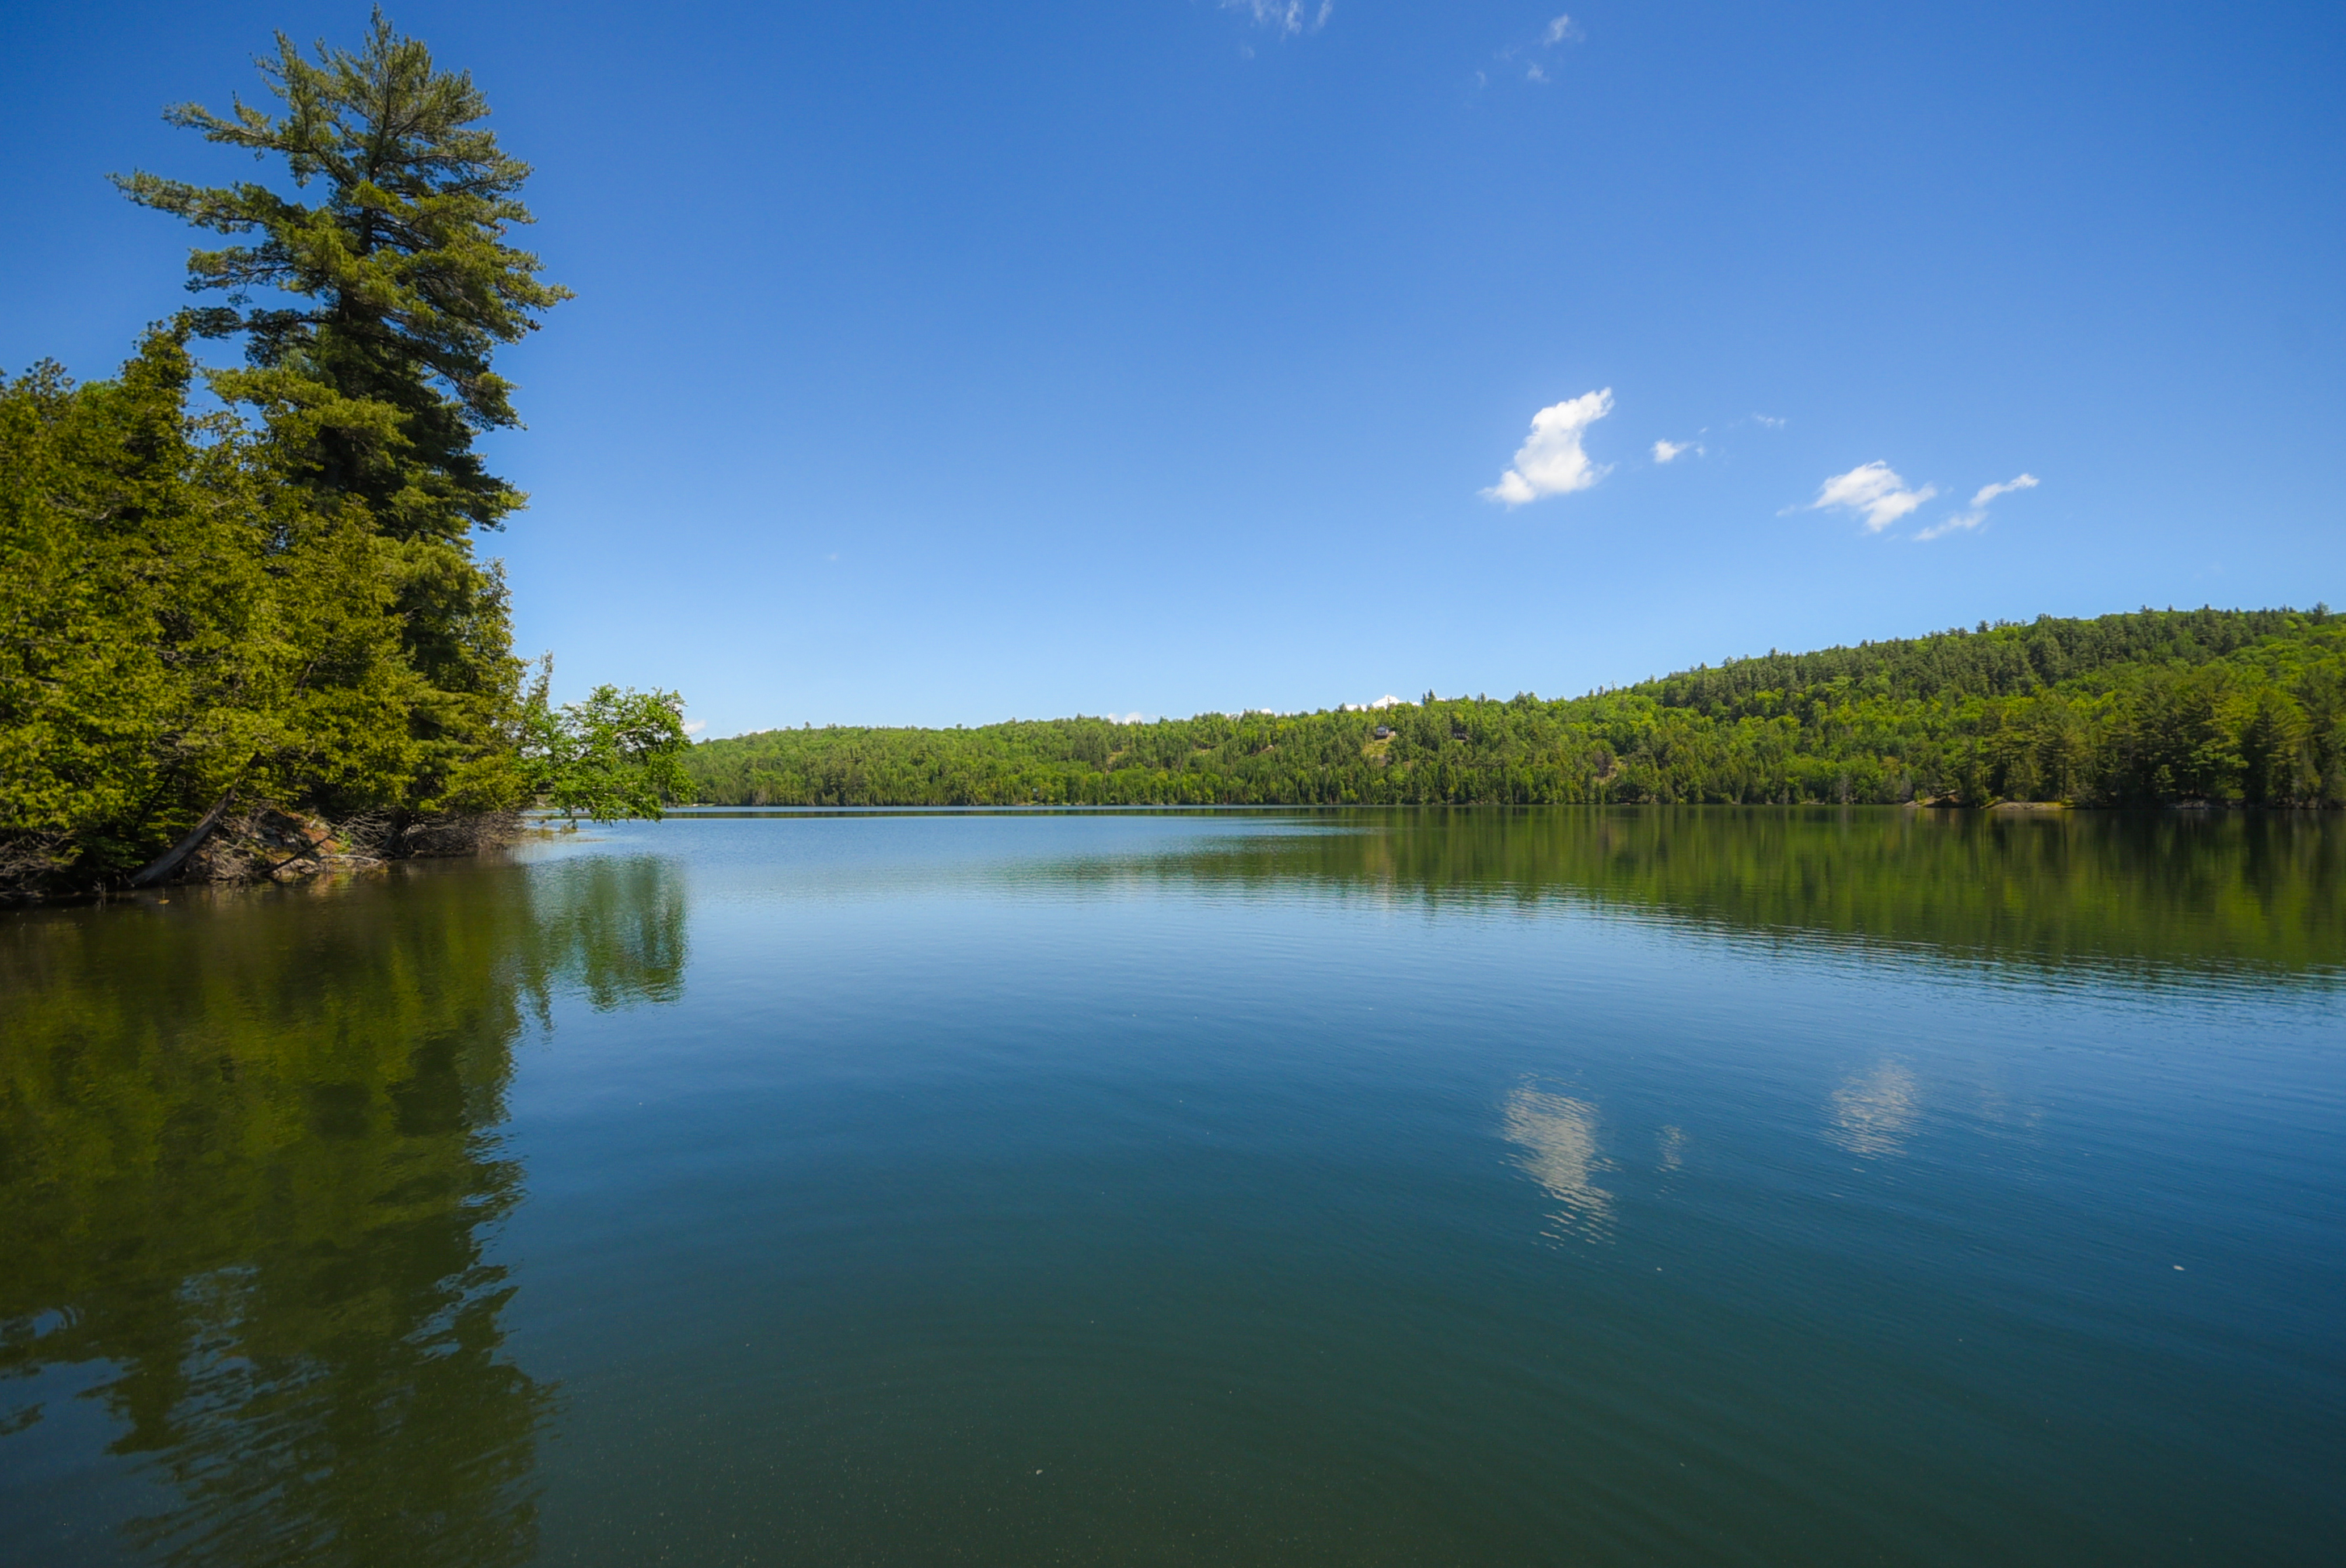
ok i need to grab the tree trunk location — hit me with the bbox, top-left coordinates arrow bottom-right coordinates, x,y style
128,791 -> 236,887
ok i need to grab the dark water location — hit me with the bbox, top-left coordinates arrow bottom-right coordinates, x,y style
3,809 -> 2342,1566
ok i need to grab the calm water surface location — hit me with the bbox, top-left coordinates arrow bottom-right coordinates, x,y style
3,809 -> 2342,1565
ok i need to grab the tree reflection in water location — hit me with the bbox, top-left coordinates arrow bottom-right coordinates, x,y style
0,854 -> 685,1566
1080,806 -> 2346,984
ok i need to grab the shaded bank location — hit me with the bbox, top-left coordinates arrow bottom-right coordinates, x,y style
0,854 -> 685,1566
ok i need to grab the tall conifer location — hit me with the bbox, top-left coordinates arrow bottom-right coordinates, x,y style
114,9 -> 568,811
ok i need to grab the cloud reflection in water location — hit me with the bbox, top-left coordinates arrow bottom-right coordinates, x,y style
1827,1061 -> 1920,1157
1503,1086 -> 1614,1240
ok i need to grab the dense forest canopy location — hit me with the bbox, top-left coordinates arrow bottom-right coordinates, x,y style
686,607 -> 2346,809
1,14 -> 683,898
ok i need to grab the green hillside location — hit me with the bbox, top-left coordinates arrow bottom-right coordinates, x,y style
684,607 -> 2346,809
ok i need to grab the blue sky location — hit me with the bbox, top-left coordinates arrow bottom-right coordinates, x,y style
5,2 -> 2340,734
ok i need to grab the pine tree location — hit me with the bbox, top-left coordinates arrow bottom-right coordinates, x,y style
114,8 -> 568,813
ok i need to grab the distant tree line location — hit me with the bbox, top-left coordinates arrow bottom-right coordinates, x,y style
1,15 -> 683,897
686,607 -> 2346,809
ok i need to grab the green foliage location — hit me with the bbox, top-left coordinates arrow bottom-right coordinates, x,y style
111,7 -> 568,542
111,7 -> 566,811
684,608 -> 2346,809
522,666 -> 692,823
0,13 -> 635,894
0,330 -> 423,888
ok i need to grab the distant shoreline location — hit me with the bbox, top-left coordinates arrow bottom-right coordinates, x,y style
683,607 -> 2344,813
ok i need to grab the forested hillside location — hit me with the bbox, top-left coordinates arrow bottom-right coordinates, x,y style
687,607 -> 2346,809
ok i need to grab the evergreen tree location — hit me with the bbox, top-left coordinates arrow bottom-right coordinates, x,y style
114,8 -> 568,813
0,329 -> 417,889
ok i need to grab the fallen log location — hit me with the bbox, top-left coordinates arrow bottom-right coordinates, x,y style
128,792 -> 236,888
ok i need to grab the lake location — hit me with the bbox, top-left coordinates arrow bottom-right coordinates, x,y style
3,808 -> 2341,1565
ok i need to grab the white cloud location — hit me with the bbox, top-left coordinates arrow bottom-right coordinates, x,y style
1483,388 -> 1614,507
1226,0 -> 1329,36
1526,62 -> 1548,82
1810,460 -> 1936,532
1541,14 -> 1578,44
1652,438 -> 1702,464
1970,472 -> 2038,508
1750,412 -> 1787,429
1919,472 -> 2039,541
683,718 -> 707,735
